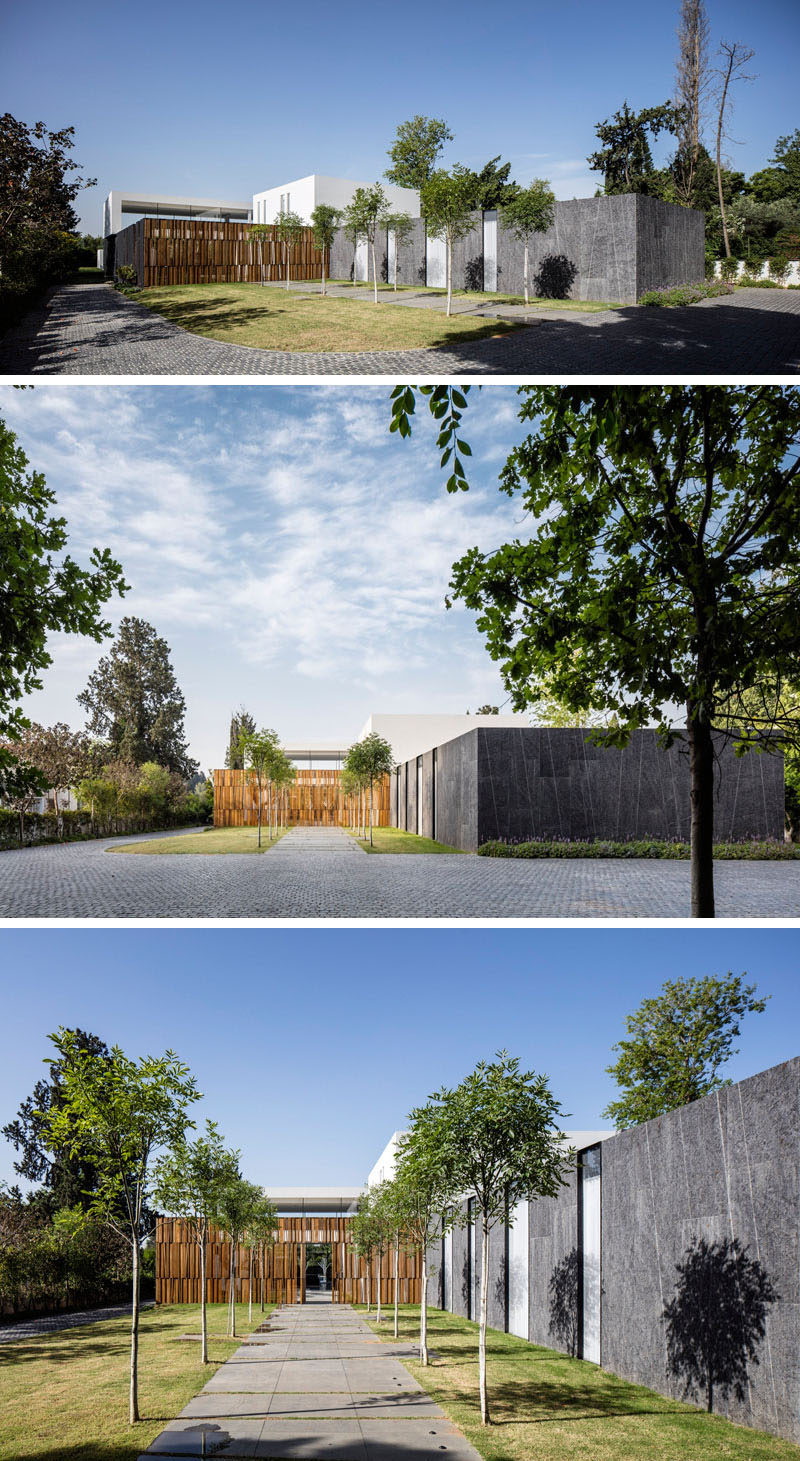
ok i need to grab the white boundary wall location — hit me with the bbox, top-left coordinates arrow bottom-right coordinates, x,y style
713,258 -> 800,285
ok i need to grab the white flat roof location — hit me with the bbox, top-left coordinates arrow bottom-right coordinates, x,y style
266,1186 -> 363,1214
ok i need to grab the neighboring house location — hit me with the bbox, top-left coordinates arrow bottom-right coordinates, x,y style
251,174 -> 419,225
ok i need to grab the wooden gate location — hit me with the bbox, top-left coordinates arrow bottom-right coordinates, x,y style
213,768 -> 391,829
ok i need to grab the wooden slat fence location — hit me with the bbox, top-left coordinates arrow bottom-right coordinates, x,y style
214,768 -> 392,829
113,218 -> 329,287
157,1216 -> 422,1306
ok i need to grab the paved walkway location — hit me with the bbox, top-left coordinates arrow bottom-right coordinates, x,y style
1,280 -> 798,375
275,828 -> 366,854
139,1300 -> 479,1460
0,1300 -> 154,1343
0,831 -> 798,917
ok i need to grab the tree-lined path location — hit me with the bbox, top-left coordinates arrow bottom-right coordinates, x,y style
1,279 -> 798,374
139,1300 -> 480,1461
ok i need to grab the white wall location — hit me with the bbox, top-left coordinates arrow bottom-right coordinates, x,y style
366,1130 -> 408,1187
252,175 -> 419,225
507,1200 -> 529,1339
713,258 -> 800,285
359,713 -> 531,767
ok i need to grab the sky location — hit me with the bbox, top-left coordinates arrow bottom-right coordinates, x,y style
1,926 -> 798,1191
2,383 -> 532,772
3,0 -> 799,235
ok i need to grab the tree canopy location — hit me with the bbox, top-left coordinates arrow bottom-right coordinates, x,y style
78,616 -> 196,778
588,101 -> 682,194
385,115 -> 453,192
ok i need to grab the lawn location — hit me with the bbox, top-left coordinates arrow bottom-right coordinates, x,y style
132,283 -> 525,351
347,826 -> 467,854
0,1302 -> 271,1461
357,1306 -> 799,1461
110,826 -> 289,855
328,280 -> 620,311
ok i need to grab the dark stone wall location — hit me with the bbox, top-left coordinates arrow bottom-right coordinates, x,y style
431,730 -> 479,850
111,220 -> 144,285
529,1165 -> 579,1352
635,194 -> 705,294
602,1058 -> 800,1442
421,750 -> 435,839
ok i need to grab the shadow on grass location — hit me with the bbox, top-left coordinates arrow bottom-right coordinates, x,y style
454,1375 -> 688,1426
0,1320 -> 180,1367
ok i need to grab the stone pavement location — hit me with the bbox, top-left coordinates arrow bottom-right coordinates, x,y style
275,828 -> 366,854
1,280 -> 798,375
0,1299 -> 154,1343
139,1300 -> 480,1460
1,830 -> 799,917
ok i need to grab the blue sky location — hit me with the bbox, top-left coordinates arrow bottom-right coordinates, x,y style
1,927 -> 797,1190
3,0 -> 798,235
2,383 -> 530,772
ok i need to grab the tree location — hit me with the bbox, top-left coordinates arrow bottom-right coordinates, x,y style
344,732 -> 394,846
24,721 -> 92,833
225,709 -> 256,770
395,1109 -> 457,1366
0,729 -> 48,843
714,41 -> 756,257
385,115 -> 453,192
310,203 -> 341,296
342,186 -> 387,304
430,1052 -> 569,1424
241,1193 -> 277,1323
275,210 -> 304,290
153,1122 -> 240,1364
372,1177 -> 415,1339
768,130 -> 800,204
78,616 -> 196,778
243,728 -> 280,847
349,1191 -> 380,1314
215,1175 -> 264,1338
383,211 -> 415,291
663,1236 -> 777,1413
588,101 -> 682,194
389,385 -> 800,917
469,157 -> 519,211
603,974 -> 768,1128
672,0 -> 712,207
0,114 -> 96,306
420,167 -> 477,316
500,181 -> 555,305
44,1029 -> 199,1424
0,412 -> 127,769
249,223 -> 272,285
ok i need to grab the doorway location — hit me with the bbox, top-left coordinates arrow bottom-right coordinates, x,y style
303,1242 -> 333,1302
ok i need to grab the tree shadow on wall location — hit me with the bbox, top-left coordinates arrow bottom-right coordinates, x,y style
548,1247 -> 579,1357
534,254 -> 578,299
662,1236 -> 778,1414
464,255 -> 484,291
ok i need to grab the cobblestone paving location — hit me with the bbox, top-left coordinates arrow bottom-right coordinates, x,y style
0,1300 -> 154,1343
1,832 -> 798,917
1,281 -> 798,375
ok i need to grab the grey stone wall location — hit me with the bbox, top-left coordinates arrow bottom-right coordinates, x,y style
528,1166 -> 579,1351
601,1057 -> 800,1442
635,194 -> 706,294
395,726 -> 784,850
110,220 -> 144,285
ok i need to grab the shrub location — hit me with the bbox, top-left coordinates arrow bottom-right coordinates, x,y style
719,256 -> 739,281
477,837 -> 798,860
768,254 -> 790,283
114,264 -> 139,290
639,279 -> 733,307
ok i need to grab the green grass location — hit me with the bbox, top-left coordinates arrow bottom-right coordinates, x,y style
356,1305 -> 798,1461
346,826 -> 467,854
134,283 -> 524,351
328,280 -> 620,311
0,1302 -> 271,1461
110,825 -> 289,855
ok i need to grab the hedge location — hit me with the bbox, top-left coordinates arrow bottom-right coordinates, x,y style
0,808 -> 206,851
477,838 -> 799,860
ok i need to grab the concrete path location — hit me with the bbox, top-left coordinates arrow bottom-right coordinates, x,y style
0,1299 -> 154,1343
1,833 -> 799,917
1,279 -> 798,375
273,828 -> 366,854
139,1301 -> 479,1460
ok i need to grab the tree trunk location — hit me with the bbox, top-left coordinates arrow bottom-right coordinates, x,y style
375,1252 -> 382,1322
18,810 -> 24,847
129,1237 -> 141,1424
257,782 -> 262,849
365,1257 -> 371,1314
716,59 -> 733,258
229,1238 -> 236,1337
249,1247 -> 253,1324
371,237 -> 378,304
322,248 -> 326,297
199,1231 -> 209,1363
688,709 -> 716,917
394,235 -> 398,291
369,778 -> 374,847
420,1248 -> 429,1365
261,1242 -> 265,1312
524,240 -> 529,306
394,1235 -> 399,1339
446,234 -> 452,316
479,1222 -> 490,1424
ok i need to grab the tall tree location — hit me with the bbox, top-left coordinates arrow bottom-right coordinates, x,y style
23,721 -> 92,832
309,203 -> 341,296
420,167 -> 477,316
672,0 -> 712,207
153,1122 -> 241,1364
78,616 -> 196,778
0,411 -> 127,769
225,708 -> 256,770
0,114 -> 96,301
44,1029 -> 199,1424
389,385 -> 800,918
500,181 -> 555,305
431,1052 -> 569,1424
395,1106 -> 458,1365
469,157 -> 519,210
714,41 -> 756,256
0,754 -> 47,844
588,101 -> 682,193
768,129 -> 800,204
385,115 -> 453,192
344,733 -> 394,846
275,210 -> 304,290
603,974 -> 768,1128
342,186 -> 387,304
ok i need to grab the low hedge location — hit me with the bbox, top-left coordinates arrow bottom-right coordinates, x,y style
639,279 -> 734,307
477,838 -> 799,860
0,807 -> 205,851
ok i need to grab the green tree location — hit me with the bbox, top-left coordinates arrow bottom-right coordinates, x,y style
430,1052 -> 569,1424
588,101 -> 682,194
343,185 -> 387,304
275,209 -> 304,290
469,156 -> 519,210
420,167 -> 477,316
768,129 -> 800,203
395,1106 -> 458,1365
344,732 -> 394,846
383,211 -> 415,291
0,114 -> 96,314
243,727 -> 280,846
28,721 -> 93,834
44,1029 -> 199,1424
385,115 -> 453,192
389,385 -> 800,918
603,975 -> 768,1128
500,181 -> 555,305
153,1122 -> 241,1363
714,41 -> 756,257
310,203 -> 341,296
241,1193 -> 277,1322
78,616 -> 196,779
0,754 -> 47,844
249,223 -> 272,285
671,0 -> 712,208
349,1190 -> 381,1313
0,411 -> 127,769
215,1176 -> 265,1337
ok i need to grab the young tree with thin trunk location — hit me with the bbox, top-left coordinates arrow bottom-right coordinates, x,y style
395,1108 -> 457,1366
714,41 -> 756,256
215,1176 -> 264,1339
344,733 -> 394,846
349,1193 -> 379,1313
500,182 -> 555,305
243,728 -> 280,848
343,186 -> 388,304
370,1179 -> 412,1334
44,1029 -> 200,1424
383,212 -> 414,291
420,167 -> 476,316
310,203 -> 341,296
242,1193 -> 278,1324
389,385 -> 800,917
275,210 -> 304,290
153,1122 -> 240,1364
249,223 -> 271,285
430,1052 -> 570,1425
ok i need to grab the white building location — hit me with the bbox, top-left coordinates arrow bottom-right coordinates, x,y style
251,174 -> 419,226
358,713 -> 531,769
103,190 -> 251,237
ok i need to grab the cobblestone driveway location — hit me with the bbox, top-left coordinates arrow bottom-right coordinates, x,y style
1,281 -> 798,375
1,831 -> 798,918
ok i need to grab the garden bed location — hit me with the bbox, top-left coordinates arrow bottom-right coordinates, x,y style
478,838 -> 798,859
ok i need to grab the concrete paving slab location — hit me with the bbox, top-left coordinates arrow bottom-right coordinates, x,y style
341,1360 -> 421,1391
251,1421 -> 367,1458
203,1363 -> 280,1392
266,1394 -> 367,1417
275,1358 -> 348,1390
358,1420 -> 480,1459
181,1394 -> 272,1418
144,1417 -> 264,1455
